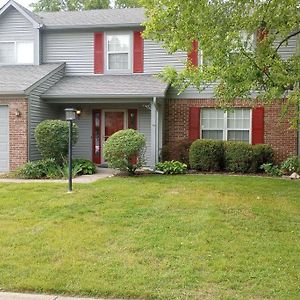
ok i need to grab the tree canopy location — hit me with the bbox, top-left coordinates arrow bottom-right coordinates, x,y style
31,0 -> 110,12
141,0 -> 300,124
114,0 -> 141,8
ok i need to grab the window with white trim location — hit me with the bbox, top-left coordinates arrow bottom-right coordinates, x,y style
201,108 -> 251,143
107,34 -> 130,70
0,41 -> 34,65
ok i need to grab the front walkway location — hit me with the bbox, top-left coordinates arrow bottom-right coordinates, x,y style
0,168 -> 115,184
0,292 -> 124,300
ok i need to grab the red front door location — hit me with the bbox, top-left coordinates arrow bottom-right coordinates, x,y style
104,112 -> 125,142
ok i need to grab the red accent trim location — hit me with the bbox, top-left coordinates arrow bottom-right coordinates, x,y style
252,107 -> 264,144
189,107 -> 200,141
133,31 -> 144,73
188,40 -> 198,66
94,32 -> 104,74
128,109 -> 138,129
92,109 -> 101,164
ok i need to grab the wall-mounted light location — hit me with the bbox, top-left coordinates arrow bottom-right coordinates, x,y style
76,108 -> 82,117
15,109 -> 21,117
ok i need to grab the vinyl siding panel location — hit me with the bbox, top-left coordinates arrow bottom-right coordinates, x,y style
144,39 -> 187,74
0,6 -> 34,42
42,31 -> 94,75
275,35 -> 297,60
28,66 -> 65,160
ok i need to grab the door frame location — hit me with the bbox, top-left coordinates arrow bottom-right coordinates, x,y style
101,109 -> 127,164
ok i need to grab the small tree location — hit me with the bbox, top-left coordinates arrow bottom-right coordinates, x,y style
35,120 -> 78,164
104,129 -> 146,174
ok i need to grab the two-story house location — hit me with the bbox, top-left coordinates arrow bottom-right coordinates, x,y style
0,0 -> 299,172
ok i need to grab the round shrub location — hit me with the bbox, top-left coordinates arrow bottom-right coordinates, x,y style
224,142 -> 253,173
35,120 -> 78,164
161,139 -> 192,166
250,144 -> 274,173
103,129 -> 146,174
189,139 -> 224,171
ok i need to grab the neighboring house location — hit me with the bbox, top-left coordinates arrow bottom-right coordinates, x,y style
0,0 -> 299,172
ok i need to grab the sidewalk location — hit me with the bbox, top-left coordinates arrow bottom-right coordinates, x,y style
0,292 -> 122,300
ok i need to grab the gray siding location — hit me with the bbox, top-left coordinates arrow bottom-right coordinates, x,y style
144,39 -> 186,74
28,66 -> 65,160
0,6 -> 34,42
42,30 -> 94,75
275,35 -> 297,60
167,84 -> 218,100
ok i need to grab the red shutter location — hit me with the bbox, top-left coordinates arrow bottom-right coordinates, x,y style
128,109 -> 138,129
133,31 -> 144,73
94,32 -> 104,74
189,107 -> 200,141
188,40 -> 198,66
252,107 -> 264,144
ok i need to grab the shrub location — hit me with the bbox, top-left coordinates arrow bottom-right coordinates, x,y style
224,142 -> 253,173
161,139 -> 192,166
17,159 -> 59,179
155,160 -> 187,175
250,144 -> 274,173
73,159 -> 96,175
103,129 -> 146,174
261,163 -> 283,177
281,156 -> 300,175
189,139 -> 224,171
35,120 -> 78,164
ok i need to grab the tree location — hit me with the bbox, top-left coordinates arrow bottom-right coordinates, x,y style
141,0 -> 300,125
31,0 -> 110,12
114,0 -> 141,8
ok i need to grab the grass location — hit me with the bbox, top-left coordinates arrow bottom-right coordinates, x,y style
0,175 -> 299,299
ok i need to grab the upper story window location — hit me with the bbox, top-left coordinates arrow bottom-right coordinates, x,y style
107,34 -> 130,71
201,108 -> 251,143
0,41 -> 34,65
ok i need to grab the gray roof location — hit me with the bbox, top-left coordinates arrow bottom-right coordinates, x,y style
42,75 -> 168,99
0,63 -> 64,95
37,8 -> 145,29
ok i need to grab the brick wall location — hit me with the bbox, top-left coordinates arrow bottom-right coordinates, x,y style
165,99 -> 298,162
0,97 -> 28,171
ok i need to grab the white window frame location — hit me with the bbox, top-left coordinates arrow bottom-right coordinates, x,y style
105,32 -> 132,73
201,108 -> 252,143
0,41 -> 34,65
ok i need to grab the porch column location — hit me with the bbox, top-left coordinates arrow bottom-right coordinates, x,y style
150,97 -> 159,167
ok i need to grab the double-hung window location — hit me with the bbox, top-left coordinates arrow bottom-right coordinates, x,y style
107,34 -> 130,71
0,41 -> 34,65
201,108 -> 251,143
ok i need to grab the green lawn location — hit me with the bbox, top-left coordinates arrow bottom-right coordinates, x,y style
0,175 -> 299,300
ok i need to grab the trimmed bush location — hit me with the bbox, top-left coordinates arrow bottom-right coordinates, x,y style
155,160 -> 187,175
224,142 -> 253,173
103,129 -> 146,174
161,139 -> 192,166
35,120 -> 78,164
73,159 -> 96,175
250,144 -> 274,173
189,139 -> 224,171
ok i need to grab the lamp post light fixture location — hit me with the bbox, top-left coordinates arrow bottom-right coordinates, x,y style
65,108 -> 76,192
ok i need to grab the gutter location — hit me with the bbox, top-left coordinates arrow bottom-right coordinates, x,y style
42,23 -> 144,31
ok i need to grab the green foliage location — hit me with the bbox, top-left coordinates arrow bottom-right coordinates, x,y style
280,156 -> 300,174
250,144 -> 274,173
17,159 -> 60,179
189,140 -> 224,171
103,129 -> 146,174
32,0 -> 110,12
35,120 -> 78,164
141,0 -> 300,124
57,163 -> 83,179
261,163 -> 283,177
114,0 -> 141,8
161,139 -> 192,166
155,160 -> 187,175
73,159 -> 96,175
224,142 -> 254,173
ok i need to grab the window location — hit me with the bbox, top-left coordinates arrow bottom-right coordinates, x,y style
201,108 -> 251,143
0,41 -> 34,65
107,34 -> 130,70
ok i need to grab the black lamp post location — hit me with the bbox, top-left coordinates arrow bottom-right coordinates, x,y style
65,108 -> 76,192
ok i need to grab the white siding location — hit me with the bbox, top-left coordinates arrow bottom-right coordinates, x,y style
42,31 -> 94,75
0,6 -> 34,42
0,106 -> 9,172
275,35 -> 297,60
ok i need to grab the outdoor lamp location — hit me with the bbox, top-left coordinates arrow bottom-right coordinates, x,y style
65,108 -> 76,192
